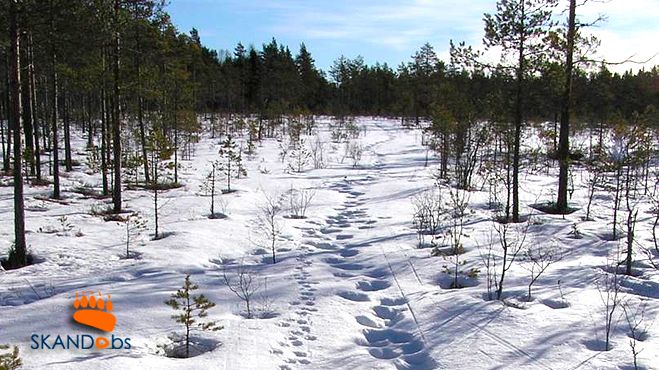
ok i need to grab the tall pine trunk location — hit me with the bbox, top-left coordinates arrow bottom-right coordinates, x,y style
21,32 -> 35,177
511,2 -> 526,223
135,16 -> 150,184
28,33 -> 41,181
3,54 -> 12,173
112,0 -> 122,213
9,0 -> 27,267
50,2 -> 60,199
63,87 -> 73,171
556,0 -> 576,213
101,50 -> 109,196
1,88 -> 7,172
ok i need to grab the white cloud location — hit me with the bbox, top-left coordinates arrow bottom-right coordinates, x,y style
261,0 -> 493,53
181,0 -> 659,72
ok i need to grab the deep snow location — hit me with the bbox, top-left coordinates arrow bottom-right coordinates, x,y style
0,117 -> 657,370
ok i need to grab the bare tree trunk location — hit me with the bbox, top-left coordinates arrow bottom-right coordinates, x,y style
9,0 -> 27,266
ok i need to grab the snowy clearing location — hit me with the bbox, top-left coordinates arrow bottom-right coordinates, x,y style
1,118 -> 658,370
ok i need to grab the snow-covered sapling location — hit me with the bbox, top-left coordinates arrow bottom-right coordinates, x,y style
164,275 -> 222,358
222,262 -> 261,319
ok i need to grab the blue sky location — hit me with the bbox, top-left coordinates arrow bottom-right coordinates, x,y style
167,0 -> 659,73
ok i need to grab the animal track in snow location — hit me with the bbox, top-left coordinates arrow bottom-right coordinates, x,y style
337,291 -> 371,302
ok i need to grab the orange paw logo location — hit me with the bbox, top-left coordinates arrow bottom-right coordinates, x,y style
73,291 -> 116,332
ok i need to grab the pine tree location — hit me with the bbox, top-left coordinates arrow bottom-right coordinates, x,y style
408,43 -> 443,124
8,0 -> 27,269
288,139 -> 311,173
482,0 -> 557,222
218,135 -> 246,193
200,160 -> 220,216
165,275 -> 222,358
0,344 -> 22,370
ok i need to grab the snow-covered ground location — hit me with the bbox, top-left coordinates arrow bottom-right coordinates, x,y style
0,118 -> 657,369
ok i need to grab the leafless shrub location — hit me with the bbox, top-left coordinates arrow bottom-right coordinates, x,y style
287,185 -> 316,219
257,191 -> 283,264
309,135 -> 326,169
622,299 -> 652,370
493,217 -> 531,300
223,261 -> 261,319
521,239 -> 564,301
345,140 -> 363,168
598,245 -> 624,351
478,233 -> 498,301
445,188 -> 470,288
412,187 -> 445,247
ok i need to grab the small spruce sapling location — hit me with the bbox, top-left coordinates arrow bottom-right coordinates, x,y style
165,275 -> 222,358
